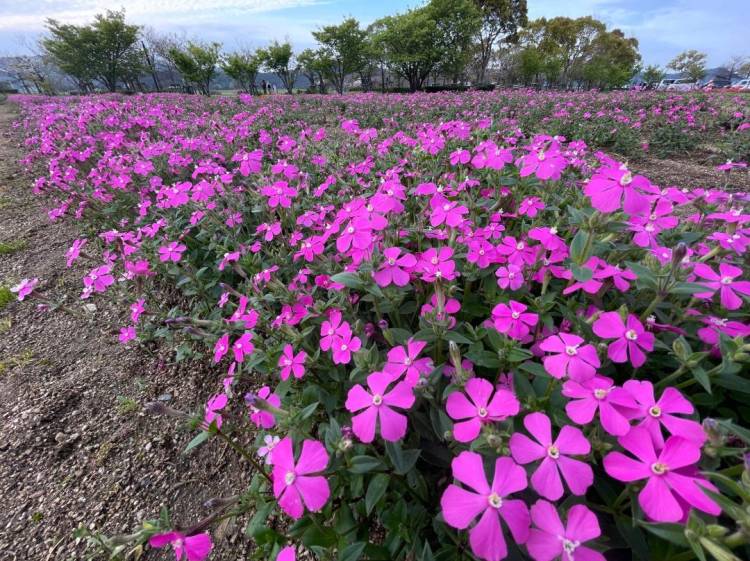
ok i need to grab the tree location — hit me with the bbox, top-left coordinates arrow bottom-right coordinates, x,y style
726,55 -> 749,82
169,42 -> 221,95
258,41 -> 299,94
428,0 -> 482,85
642,64 -> 666,86
42,10 -> 142,92
297,48 -> 327,93
668,50 -> 707,82
222,50 -> 262,93
472,0 -> 527,84
582,29 -> 640,89
312,18 -> 367,94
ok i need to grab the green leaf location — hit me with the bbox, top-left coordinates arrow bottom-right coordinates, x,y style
519,361 -> 550,378
365,473 -> 389,515
385,441 -> 421,475
297,401 -> 319,421
714,373 -> 750,394
507,347 -> 533,363
330,272 -> 363,290
570,230 -> 590,264
245,502 -> 274,538
691,366 -> 711,393
184,431 -> 209,453
385,328 -> 412,345
444,331 -> 472,345
339,542 -> 367,561
672,282 -> 710,295
639,522 -> 689,547
349,455 -> 386,474
570,263 -> 593,282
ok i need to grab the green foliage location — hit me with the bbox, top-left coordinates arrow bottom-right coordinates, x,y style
473,0 -> 528,83
0,286 -> 12,311
668,49 -> 708,82
221,50 -> 262,93
169,42 -> 221,95
312,18 -> 368,94
42,10 -> 142,92
258,41 -> 300,94
642,64 -> 666,86
0,239 -> 27,255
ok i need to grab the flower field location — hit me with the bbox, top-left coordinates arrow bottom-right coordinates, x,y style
8,89 -> 750,561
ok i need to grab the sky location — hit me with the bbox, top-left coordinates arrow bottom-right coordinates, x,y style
0,0 -> 746,67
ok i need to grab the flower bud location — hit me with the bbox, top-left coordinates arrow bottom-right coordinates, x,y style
671,242 -> 687,268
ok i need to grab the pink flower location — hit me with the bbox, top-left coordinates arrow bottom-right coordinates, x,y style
603,427 -> 720,522
119,326 -> 136,344
345,371 -> 415,442
583,166 -> 656,214
66,238 -> 87,267
248,386 -> 281,429
384,339 -> 433,385
509,412 -> 593,501
430,195 -> 468,227
130,299 -> 146,323
539,333 -> 600,381
440,451 -> 530,561
320,309 -> 346,351
159,241 -> 187,263
271,437 -> 330,519
149,531 -> 213,561
623,380 -> 706,446
491,300 -> 538,341
232,332 -> 255,363
83,265 -> 114,293
373,247 -> 416,287
527,501 -> 605,561
520,148 -> 566,181
562,376 -> 638,436
592,312 -> 654,368
261,180 -> 297,208
10,277 -> 38,301
277,546 -> 296,561
693,263 -> 750,310
518,196 -> 545,218
213,333 -> 230,363
204,394 -> 228,429
495,264 -> 524,290
331,324 -> 361,365
279,344 -> 307,380
446,378 -> 519,442
258,434 -> 280,464
419,247 -> 457,282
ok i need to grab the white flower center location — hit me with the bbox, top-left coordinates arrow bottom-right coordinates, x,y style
594,388 -> 609,399
561,538 -> 581,557
625,329 -> 638,341
285,471 -> 296,485
649,405 -> 662,418
547,445 -> 560,459
651,462 -> 668,475
477,407 -> 488,418
511,312 -> 520,319
537,151 -> 546,161
721,277 -> 732,285
620,171 -> 633,186
372,394 -> 383,406
565,345 -> 578,356
487,492 -> 503,509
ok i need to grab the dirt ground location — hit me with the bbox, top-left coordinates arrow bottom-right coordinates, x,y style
0,99 -> 747,561
0,103 -> 254,560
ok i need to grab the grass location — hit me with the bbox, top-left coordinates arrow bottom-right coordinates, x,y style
0,239 -> 27,255
0,286 -> 12,310
116,395 -> 140,415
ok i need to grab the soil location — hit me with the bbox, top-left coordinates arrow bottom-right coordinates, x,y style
0,102 -> 253,560
0,99 -> 746,561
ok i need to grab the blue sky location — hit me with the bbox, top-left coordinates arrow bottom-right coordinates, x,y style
0,0 -> 746,66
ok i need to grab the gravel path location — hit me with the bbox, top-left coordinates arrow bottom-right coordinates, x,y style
0,102 -> 252,560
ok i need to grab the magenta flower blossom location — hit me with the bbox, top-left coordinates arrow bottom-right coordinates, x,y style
693,263 -> 750,310
623,380 -> 706,446
149,531 -> 213,561
583,166 -> 656,214
130,298 -> 146,323
319,309 -> 345,351
345,371 -> 415,442
158,241 -> 187,263
603,427 -> 720,522
83,265 -> 115,293
430,195 -> 468,227
491,300 -> 538,340
373,247 -> 416,287
331,323 -> 361,365
519,148 -> 566,181
526,501 -> 605,561
119,326 -> 136,344
592,312 -> 654,368
509,412 -> 593,501
271,437 -> 330,519
440,451 -> 530,561
10,277 -> 38,301
261,180 -> 297,208
213,333 -> 230,363
279,344 -> 307,380
232,332 -> 255,363
248,386 -> 281,429
277,546 -> 296,561
419,247 -> 457,282
495,264 -> 524,290
258,434 -> 280,464
446,377 -> 520,442
204,394 -> 227,429
539,333 -> 600,382
384,339 -> 433,385
562,376 -> 638,436
66,238 -> 87,267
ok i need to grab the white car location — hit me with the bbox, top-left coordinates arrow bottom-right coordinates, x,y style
666,78 -> 699,92
656,79 -> 676,91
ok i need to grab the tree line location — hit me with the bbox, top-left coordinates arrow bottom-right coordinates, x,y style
5,2 -> 747,96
